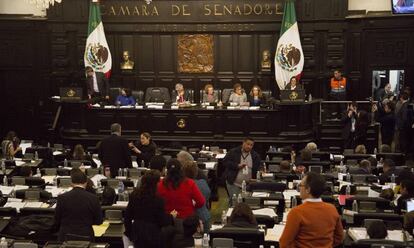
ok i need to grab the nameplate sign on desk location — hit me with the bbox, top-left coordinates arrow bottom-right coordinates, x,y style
206,106 -> 215,110
171,105 -> 179,110
147,105 -> 163,109
135,105 -> 144,109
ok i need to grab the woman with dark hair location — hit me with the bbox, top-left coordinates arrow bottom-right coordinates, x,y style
248,85 -> 266,106
129,132 -> 157,167
1,131 -> 21,159
225,202 -> 257,228
354,110 -> 369,147
115,88 -> 136,106
124,170 -> 173,248
72,144 -> 96,168
157,159 -> 205,219
285,76 -> 303,90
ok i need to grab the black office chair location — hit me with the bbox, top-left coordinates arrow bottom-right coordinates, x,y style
209,227 -> 264,248
221,88 -> 234,104
109,87 -> 122,103
353,213 -> 403,229
145,87 -> 171,103
351,239 -> 406,248
344,196 -> 391,212
131,90 -> 144,105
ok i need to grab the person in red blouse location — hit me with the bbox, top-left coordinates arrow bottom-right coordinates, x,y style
157,159 -> 205,219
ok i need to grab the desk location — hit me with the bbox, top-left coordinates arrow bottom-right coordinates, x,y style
55,100 -> 321,149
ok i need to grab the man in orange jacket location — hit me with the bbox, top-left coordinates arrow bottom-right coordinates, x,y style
329,70 -> 347,118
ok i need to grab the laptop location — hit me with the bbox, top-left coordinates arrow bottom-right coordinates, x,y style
407,199 -> 414,212
280,89 -> 305,101
59,87 -> 83,102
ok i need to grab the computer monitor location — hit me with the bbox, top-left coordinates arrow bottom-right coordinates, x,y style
309,166 -> 323,174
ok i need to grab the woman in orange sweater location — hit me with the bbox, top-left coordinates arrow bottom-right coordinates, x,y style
279,172 -> 344,248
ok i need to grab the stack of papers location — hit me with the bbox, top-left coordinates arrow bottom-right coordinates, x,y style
252,192 -> 270,198
45,186 -> 71,197
4,200 -> 44,211
265,224 -> 285,241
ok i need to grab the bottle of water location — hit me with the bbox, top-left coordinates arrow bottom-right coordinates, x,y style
124,168 -> 128,177
64,159 -> 68,167
0,237 -> 7,248
221,210 -> 227,225
291,196 -> 297,208
340,160 -> 344,167
346,173 -> 351,182
352,199 -> 358,212
269,146 -> 273,152
241,180 -> 247,194
259,245 -> 264,248
202,233 -> 209,248
118,168 -> 123,177
141,160 -> 145,168
3,175 -> 7,186
237,193 -> 243,203
374,147 -> 377,154
256,171 -> 261,182
308,93 -> 312,102
118,181 -> 124,195
34,151 -> 39,160
53,176 -> 58,187
36,168 -> 41,177
47,142 -> 50,148
232,194 -> 237,207
202,144 -> 206,151
346,185 -> 351,195
1,161 -> 5,173
391,174 -> 396,183
266,155 -> 270,161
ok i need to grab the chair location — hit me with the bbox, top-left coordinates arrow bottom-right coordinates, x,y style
105,209 -> 123,223
247,182 -> 286,192
12,176 -> 26,186
209,227 -> 264,248
44,168 -> 57,176
58,177 -> 72,187
212,238 -> 234,248
352,239 -> 405,248
221,88 -> 233,103
131,90 -> 144,105
25,177 -> 46,187
145,87 -> 171,103
262,90 -> 272,100
86,168 -> 99,177
109,87 -> 122,103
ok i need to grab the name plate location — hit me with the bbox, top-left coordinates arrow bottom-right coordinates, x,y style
206,106 -> 215,110
135,105 -> 144,109
171,105 -> 179,110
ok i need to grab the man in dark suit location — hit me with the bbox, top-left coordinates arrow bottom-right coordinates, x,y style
341,101 -> 358,149
224,137 -> 261,206
55,168 -> 102,241
98,123 -> 132,177
85,66 -> 109,102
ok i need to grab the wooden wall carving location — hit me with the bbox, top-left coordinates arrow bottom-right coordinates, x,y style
177,34 -> 214,73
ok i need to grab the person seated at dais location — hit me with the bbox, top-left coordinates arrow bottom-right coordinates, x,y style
172,83 -> 191,104
285,76 -> 303,90
202,84 -> 219,104
229,83 -> 247,105
115,88 -> 136,106
248,85 -> 266,106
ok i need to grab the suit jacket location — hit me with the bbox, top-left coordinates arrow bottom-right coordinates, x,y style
171,90 -> 191,103
284,83 -> 303,90
224,146 -> 261,185
55,187 -> 103,241
341,111 -> 357,140
86,72 -> 109,96
202,91 -> 219,103
247,95 -> 266,106
98,134 -> 132,176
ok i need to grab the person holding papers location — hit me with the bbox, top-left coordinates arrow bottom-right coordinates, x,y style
54,169 -> 102,241
279,172 -> 344,248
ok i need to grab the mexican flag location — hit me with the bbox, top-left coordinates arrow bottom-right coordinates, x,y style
84,0 -> 112,78
275,0 -> 304,90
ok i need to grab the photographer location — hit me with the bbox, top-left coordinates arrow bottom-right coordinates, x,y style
372,100 -> 396,146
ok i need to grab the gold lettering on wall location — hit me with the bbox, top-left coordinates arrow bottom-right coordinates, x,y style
105,5 -> 159,16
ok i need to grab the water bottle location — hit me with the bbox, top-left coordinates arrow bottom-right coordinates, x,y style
237,193 -> 243,203
346,173 -> 351,182
202,144 -> 206,151
140,160 -> 145,168
374,147 -> 377,154
36,168 -> 41,177
0,237 -> 7,248
1,161 -> 5,173
256,171 -> 261,182
266,155 -> 270,161
47,142 -> 50,148
308,93 -> 312,102
221,210 -> 227,225
202,233 -> 209,248
269,146 -> 273,152
352,199 -> 358,212
53,176 -> 58,186
340,160 -> 344,167
124,168 -> 128,177
34,151 -> 39,160
391,174 -> 396,183
291,196 -> 297,208
259,245 -> 264,248
2,175 -> 7,186
232,194 -> 237,207
241,180 -> 247,194
346,185 -> 351,195
118,181 -> 124,195
118,168 -> 123,177
64,159 -> 68,167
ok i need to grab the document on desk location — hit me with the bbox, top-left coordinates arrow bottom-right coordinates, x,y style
204,162 -> 216,170
283,190 -> 300,200
348,228 -> 403,241
265,224 -> 285,242
0,186 -> 14,196
15,161 -> 26,166
93,221 -> 110,237
253,208 -> 278,218
4,202 -> 26,211
42,175 -> 56,184
14,185 -> 29,191
252,192 -> 270,198
24,202 -> 43,208
20,143 -> 32,154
